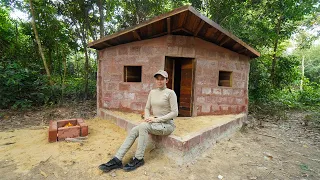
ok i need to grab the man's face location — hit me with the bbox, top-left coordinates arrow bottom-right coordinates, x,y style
154,75 -> 168,88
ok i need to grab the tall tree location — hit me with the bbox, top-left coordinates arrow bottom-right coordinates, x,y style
97,0 -> 105,38
28,0 -> 52,85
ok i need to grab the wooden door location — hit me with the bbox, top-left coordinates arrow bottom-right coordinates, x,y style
164,57 -> 174,90
179,59 -> 193,117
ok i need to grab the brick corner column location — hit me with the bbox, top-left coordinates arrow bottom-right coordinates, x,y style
48,120 -> 58,143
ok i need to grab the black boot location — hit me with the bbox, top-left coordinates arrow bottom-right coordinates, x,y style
123,157 -> 145,172
98,157 -> 123,172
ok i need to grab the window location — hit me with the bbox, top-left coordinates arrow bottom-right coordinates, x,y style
218,71 -> 232,87
124,66 -> 142,82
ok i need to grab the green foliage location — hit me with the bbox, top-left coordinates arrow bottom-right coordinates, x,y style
294,44 -> 320,84
0,62 -> 49,109
299,79 -> 320,106
274,56 -> 301,89
61,77 -> 96,100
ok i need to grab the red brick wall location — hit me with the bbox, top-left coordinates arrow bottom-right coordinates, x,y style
98,36 -> 167,113
193,40 -> 250,116
97,35 -> 250,115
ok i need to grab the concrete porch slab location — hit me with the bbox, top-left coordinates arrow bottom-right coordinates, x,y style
99,108 -> 246,164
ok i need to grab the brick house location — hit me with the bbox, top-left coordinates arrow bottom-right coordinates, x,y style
89,6 -> 260,117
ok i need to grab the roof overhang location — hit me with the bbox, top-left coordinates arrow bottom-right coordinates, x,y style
88,5 -> 260,58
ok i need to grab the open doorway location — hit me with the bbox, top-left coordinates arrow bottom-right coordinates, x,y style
165,57 -> 194,117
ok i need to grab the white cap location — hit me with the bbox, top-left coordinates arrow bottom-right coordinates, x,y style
153,70 -> 168,78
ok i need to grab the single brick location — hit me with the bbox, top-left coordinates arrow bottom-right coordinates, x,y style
77,119 -> 89,136
48,120 -> 58,143
58,126 -> 81,141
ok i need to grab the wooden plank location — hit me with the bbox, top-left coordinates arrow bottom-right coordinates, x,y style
232,43 -> 242,50
204,27 -> 215,38
165,57 -> 174,90
177,11 -> 188,28
194,20 -> 205,36
167,17 -> 171,34
181,78 -> 192,85
179,109 -> 191,117
216,33 -> 225,42
191,16 -> 201,32
179,59 -> 193,117
181,63 -> 193,69
219,37 -> 230,46
151,31 -> 168,38
181,28 -> 193,35
132,30 -> 141,40
180,102 -> 191,107
184,12 -> 197,32
102,41 -> 111,47
238,48 -> 247,54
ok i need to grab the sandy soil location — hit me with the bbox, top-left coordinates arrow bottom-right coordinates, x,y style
110,110 -> 244,137
0,103 -> 319,180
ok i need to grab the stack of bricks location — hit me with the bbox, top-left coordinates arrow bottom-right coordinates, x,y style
48,119 -> 88,143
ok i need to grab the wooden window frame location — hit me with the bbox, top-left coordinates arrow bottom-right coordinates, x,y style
123,66 -> 142,82
218,71 -> 233,87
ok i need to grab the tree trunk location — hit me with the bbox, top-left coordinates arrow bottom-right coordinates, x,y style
300,55 -> 305,91
29,0 -> 52,85
83,7 -> 90,100
97,0 -> 105,38
270,16 -> 282,86
134,0 -> 140,24
61,50 -> 67,103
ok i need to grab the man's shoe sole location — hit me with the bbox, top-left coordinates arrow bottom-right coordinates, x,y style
123,161 -> 145,172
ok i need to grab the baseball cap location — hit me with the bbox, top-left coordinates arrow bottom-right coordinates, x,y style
154,70 -> 168,78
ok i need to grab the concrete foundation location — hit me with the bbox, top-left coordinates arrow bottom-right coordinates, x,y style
99,108 -> 246,164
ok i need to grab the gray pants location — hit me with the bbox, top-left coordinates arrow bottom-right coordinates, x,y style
115,122 -> 174,160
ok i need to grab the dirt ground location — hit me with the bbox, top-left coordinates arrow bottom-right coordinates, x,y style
0,101 -> 319,180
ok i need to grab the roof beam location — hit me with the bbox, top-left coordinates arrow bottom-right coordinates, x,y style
167,17 -> 171,34
102,41 -> 111,47
132,31 -> 141,40
172,27 -> 193,35
232,43 -> 242,50
194,20 -> 205,36
238,48 -> 247,54
151,32 -> 168,38
219,37 -> 230,46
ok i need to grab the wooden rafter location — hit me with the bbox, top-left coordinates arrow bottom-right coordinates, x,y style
167,17 -> 171,34
102,41 -> 111,47
194,20 -> 205,36
219,37 -> 230,46
172,27 -> 193,35
132,30 -> 141,40
238,48 -> 247,53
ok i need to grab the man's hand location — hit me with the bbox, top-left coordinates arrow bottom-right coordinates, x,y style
144,117 -> 155,123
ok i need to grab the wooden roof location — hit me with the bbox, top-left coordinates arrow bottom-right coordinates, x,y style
88,5 -> 260,58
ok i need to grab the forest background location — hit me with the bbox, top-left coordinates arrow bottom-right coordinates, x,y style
0,0 -> 319,123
